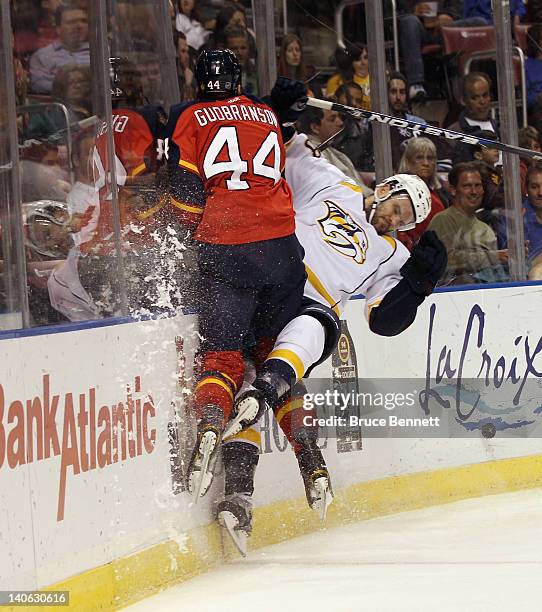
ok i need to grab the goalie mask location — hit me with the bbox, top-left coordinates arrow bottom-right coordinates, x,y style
369,173 -> 431,232
195,49 -> 242,100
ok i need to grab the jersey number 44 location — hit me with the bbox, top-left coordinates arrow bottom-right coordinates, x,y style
203,126 -> 282,191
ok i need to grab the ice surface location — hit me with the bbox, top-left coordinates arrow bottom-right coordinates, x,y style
126,488 -> 542,611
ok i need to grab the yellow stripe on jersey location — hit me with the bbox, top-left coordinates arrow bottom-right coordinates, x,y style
179,159 -> 200,174
225,427 -> 262,447
195,377 -> 233,400
135,199 -> 166,221
171,197 -> 204,215
130,162 -> 147,178
339,181 -> 363,193
276,397 -> 305,425
267,349 -> 305,380
221,372 -> 238,393
304,264 -> 340,315
381,234 -> 397,251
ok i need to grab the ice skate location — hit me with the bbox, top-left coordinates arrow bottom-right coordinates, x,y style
222,387 -> 266,440
297,441 -> 334,521
186,405 -> 223,501
217,493 -> 253,557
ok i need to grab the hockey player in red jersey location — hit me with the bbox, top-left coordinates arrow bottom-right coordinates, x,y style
165,50 -> 306,498
78,57 -> 175,315
90,58 -> 166,253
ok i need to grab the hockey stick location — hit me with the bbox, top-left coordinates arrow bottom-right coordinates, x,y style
315,127 -> 345,153
306,97 -> 542,162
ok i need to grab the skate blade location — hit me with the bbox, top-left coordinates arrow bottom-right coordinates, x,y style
310,476 -> 334,521
219,510 -> 248,557
189,431 -> 218,502
223,396 -> 260,441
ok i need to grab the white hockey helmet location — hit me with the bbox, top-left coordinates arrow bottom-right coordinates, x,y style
371,173 -> 431,231
24,200 -> 70,259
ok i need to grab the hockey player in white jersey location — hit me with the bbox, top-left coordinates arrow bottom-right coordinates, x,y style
211,80 -> 447,554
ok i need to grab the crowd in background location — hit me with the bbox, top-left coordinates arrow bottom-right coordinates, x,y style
6,0 -> 542,327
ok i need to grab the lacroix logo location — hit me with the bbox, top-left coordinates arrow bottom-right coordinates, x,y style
0,374 -> 156,521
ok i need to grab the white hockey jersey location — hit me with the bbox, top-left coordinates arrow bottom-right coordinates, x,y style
285,133 -> 410,318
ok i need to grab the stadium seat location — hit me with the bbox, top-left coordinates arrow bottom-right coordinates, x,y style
440,25 -> 496,76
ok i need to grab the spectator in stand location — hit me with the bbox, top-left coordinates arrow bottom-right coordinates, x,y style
50,64 -> 92,128
397,137 -> 449,251
211,2 -> 255,55
296,105 -> 373,195
463,132 -> 504,230
175,0 -> 210,51
497,163 -> 542,280
326,43 -> 371,109
428,161 -> 509,284
464,0 -> 525,25
518,126 -> 542,197
276,34 -> 320,97
277,34 -> 303,80
223,26 -> 258,95
334,82 -> 374,171
175,31 -> 196,101
135,51 -> 163,105
20,140 -> 71,203
446,72 -> 499,165
29,4 -> 90,94
387,71 -> 427,170
525,25 -> 542,133
396,1 -> 486,102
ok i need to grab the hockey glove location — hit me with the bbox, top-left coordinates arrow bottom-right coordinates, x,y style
270,77 -> 308,123
400,230 -> 447,296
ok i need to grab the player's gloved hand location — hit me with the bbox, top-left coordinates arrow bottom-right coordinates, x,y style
270,77 -> 308,123
400,230 -> 447,296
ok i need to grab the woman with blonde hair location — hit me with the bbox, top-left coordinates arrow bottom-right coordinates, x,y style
397,137 -> 450,250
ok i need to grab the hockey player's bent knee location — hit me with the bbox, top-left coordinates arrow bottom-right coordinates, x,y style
266,302 -> 340,381
295,302 -> 341,374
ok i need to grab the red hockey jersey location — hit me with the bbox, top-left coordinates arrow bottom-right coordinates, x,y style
168,95 -> 295,245
87,107 -> 163,255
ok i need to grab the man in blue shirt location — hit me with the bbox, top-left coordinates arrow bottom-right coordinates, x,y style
464,0 -> 526,25
497,163 -> 542,274
29,5 -> 90,94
